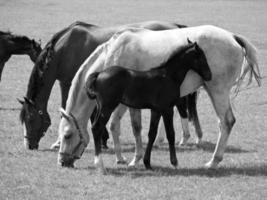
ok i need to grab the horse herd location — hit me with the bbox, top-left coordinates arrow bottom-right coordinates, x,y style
1,21 -> 261,174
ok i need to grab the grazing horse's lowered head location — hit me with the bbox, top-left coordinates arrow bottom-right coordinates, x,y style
0,31 -> 42,80
18,97 -> 51,149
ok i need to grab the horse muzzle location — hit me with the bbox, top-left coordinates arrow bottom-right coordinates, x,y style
24,138 -> 39,150
58,152 -> 78,168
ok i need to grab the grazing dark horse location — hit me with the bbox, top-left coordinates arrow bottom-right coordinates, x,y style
19,21 -> 201,151
82,41 -> 212,172
0,31 -> 42,81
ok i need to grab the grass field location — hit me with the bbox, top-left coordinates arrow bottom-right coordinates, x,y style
0,0 -> 267,199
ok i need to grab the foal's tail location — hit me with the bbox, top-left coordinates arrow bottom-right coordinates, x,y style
234,34 -> 262,90
85,72 -> 100,99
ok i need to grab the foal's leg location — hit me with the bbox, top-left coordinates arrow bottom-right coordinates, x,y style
143,110 -> 161,170
109,104 -> 128,164
91,107 -> 109,149
51,81 -> 71,149
162,108 -> 178,168
128,108 -> 143,167
204,88 -> 235,169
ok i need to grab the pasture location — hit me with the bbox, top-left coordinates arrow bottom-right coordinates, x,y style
0,0 -> 267,199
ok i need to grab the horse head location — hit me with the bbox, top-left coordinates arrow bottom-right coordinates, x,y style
18,97 -> 51,150
58,108 -> 89,167
184,39 -> 212,82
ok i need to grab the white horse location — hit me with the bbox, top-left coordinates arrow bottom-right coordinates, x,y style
57,25 -> 261,173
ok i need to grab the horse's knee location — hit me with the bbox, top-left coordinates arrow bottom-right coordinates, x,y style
131,120 -> 142,135
225,109 -> 236,134
109,121 -> 119,133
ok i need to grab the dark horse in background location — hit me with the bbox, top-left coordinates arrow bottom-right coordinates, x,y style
80,41 -> 211,172
0,31 -> 42,81
19,21 -> 201,150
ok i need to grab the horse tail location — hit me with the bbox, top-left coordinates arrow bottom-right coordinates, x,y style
85,72 -> 100,99
85,72 -> 101,127
187,92 -> 198,122
234,34 -> 262,89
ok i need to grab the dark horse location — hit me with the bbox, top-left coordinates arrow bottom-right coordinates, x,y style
0,31 -> 42,81
83,41 -> 212,171
19,21 -> 201,150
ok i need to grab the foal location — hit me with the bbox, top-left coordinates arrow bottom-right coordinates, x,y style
85,41 -> 212,171
0,31 -> 42,81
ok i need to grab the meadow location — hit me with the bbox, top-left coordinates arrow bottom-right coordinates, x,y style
0,0 -> 267,199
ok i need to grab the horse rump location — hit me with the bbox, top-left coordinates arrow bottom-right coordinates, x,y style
85,72 -> 100,99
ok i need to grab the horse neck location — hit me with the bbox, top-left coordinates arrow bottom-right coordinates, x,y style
26,60 -> 57,110
164,52 -> 192,86
65,41 -> 108,128
7,38 -> 32,56
65,76 -> 93,129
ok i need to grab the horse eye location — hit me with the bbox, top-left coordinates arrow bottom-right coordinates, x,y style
64,133 -> 72,140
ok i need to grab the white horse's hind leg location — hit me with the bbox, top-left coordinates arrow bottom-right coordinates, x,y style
128,108 -> 143,167
205,89 -> 236,169
179,117 -> 190,146
109,104 -> 127,164
154,118 -> 165,147
94,155 -> 107,175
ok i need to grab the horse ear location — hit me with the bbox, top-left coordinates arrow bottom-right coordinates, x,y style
17,98 -> 24,105
194,42 -> 201,51
59,108 -> 71,122
24,97 -> 34,105
187,38 -> 193,44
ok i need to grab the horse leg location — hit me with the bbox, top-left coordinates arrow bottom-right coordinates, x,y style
143,110 -> 161,170
187,92 -> 203,144
162,108 -> 178,168
109,104 -> 128,164
154,117 -> 165,146
128,108 -> 143,167
91,107 -> 109,149
50,81 -> 71,150
205,88 -> 236,169
176,97 -> 190,146
91,107 -> 113,174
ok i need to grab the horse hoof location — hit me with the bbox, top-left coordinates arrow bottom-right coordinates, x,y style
205,160 -> 219,169
116,157 -> 128,165
96,168 -> 108,175
195,138 -> 202,146
145,164 -> 153,171
179,135 -> 190,146
102,144 -> 109,150
117,160 -> 128,165
171,159 -> 178,168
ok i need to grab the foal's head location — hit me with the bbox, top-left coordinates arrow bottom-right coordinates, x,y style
181,39 -> 212,82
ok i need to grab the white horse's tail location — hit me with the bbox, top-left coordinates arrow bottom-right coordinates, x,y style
234,34 -> 262,90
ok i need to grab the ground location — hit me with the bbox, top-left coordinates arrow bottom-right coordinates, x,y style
0,0 -> 267,199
